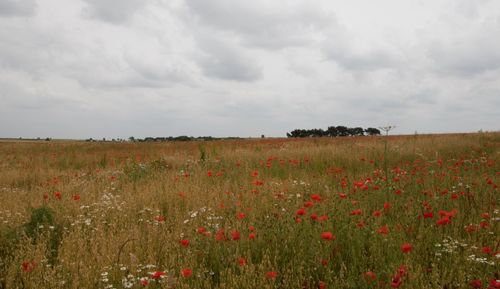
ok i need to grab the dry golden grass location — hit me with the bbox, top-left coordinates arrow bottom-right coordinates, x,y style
0,133 -> 498,289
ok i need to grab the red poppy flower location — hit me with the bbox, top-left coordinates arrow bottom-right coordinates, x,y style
155,215 -> 165,222
311,194 -> 322,202
396,265 -> 407,277
372,210 -> 382,217
391,274 -> 402,288
465,225 -> 478,233
248,233 -> 256,240
140,278 -> 149,286
231,230 -> 240,241
253,180 -> 264,186
21,261 -> 35,273
353,181 -> 364,188
436,217 -> 451,226
266,271 -> 278,279
377,225 -> 389,235
296,208 -> 306,216
181,268 -> 192,278
72,194 -> 80,201
488,279 -> 500,288
236,212 -> 246,220
318,281 -> 327,289
304,201 -> 314,208
364,271 -> 376,282
350,209 -> 363,216
439,209 -> 458,218
151,271 -> 165,280
482,246 -> 492,254
179,239 -> 189,247
321,232 -> 335,240
54,191 -> 62,200
401,243 -> 412,253
469,279 -> 482,288
215,229 -> 226,241
238,257 -> 247,266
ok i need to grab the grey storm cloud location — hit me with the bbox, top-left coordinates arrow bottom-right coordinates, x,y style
0,0 -> 37,17
427,21 -> 500,76
183,0 -> 333,81
194,32 -> 262,82
184,0 -> 333,49
81,0 -> 148,24
323,44 -> 402,72
0,0 -> 499,139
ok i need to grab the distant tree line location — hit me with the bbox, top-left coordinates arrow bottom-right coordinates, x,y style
286,126 -> 381,138
85,138 -> 127,142
129,136 -> 242,142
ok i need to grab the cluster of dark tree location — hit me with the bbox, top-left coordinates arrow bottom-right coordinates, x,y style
131,136 -> 241,142
85,138 -> 127,142
17,137 -> 53,141
286,126 -> 381,138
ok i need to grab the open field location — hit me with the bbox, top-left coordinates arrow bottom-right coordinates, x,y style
0,133 -> 499,289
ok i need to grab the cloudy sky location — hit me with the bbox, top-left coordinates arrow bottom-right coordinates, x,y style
1,0 -> 499,139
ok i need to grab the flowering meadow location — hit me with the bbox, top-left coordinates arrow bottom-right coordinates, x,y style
0,133 -> 498,289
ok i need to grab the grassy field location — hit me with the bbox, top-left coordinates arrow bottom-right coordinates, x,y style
0,133 -> 498,289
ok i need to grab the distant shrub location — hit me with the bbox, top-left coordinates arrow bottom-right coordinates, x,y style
199,144 -> 207,162
124,161 -> 148,181
23,206 -> 63,265
0,226 -> 19,288
149,158 -> 171,171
